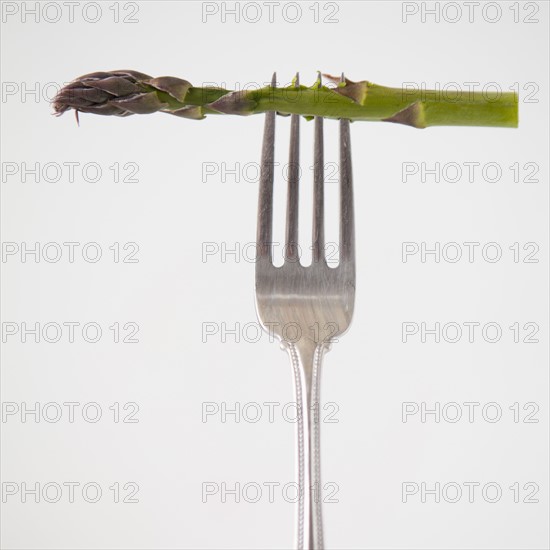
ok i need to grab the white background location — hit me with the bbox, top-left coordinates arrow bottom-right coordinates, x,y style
1,1 -> 548,549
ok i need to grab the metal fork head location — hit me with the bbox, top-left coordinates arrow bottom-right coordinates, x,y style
255,72 -> 356,352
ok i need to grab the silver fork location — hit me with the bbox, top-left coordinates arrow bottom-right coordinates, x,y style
254,72 -> 356,550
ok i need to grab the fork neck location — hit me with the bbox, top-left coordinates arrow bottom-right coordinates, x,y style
287,339 -> 319,399
283,338 -> 327,550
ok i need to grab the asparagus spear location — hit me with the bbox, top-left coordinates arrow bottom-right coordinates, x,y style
52,70 -> 518,129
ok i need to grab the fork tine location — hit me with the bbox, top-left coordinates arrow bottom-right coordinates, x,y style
339,73 -> 355,265
312,72 -> 325,265
257,72 -> 277,263
285,72 -> 300,263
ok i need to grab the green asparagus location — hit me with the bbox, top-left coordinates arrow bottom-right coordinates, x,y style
53,70 -> 519,129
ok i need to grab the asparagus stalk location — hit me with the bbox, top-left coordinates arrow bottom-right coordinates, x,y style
53,70 -> 518,129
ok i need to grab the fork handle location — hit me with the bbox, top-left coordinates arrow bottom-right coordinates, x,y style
286,341 -> 328,550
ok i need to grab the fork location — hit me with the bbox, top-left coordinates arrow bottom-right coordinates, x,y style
254,72 -> 356,550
